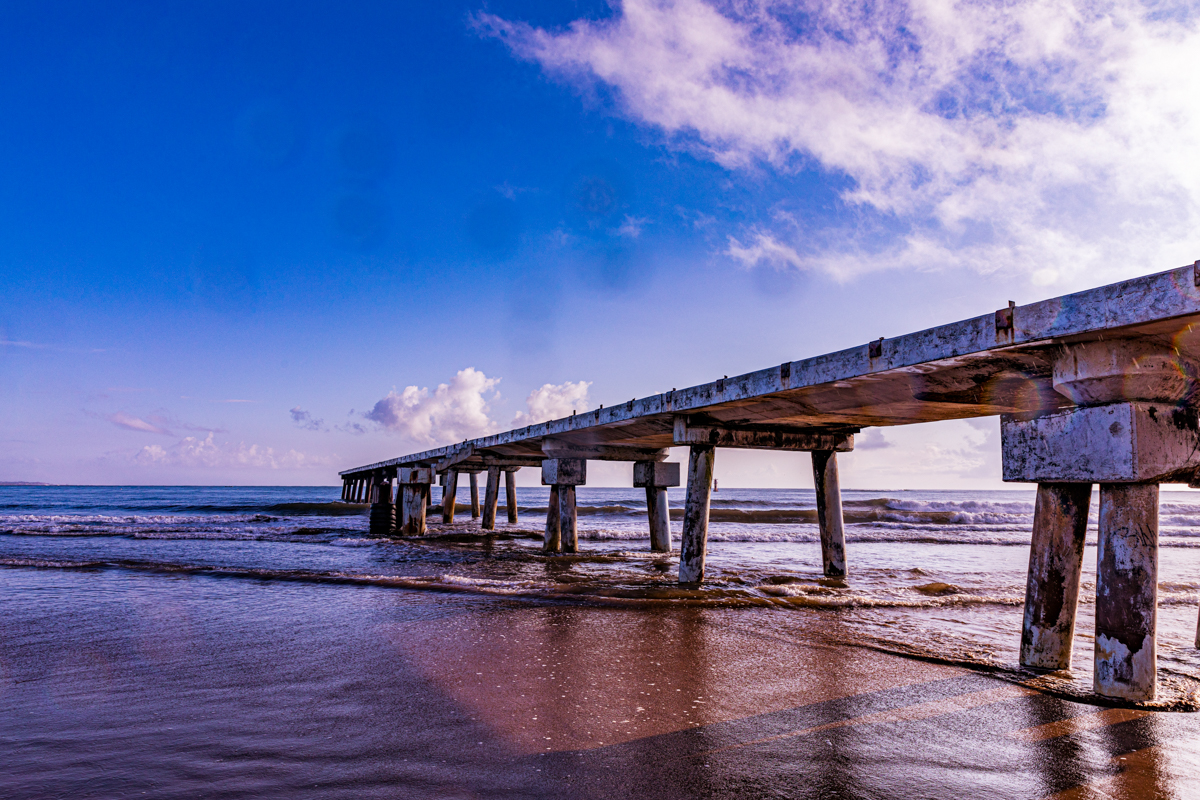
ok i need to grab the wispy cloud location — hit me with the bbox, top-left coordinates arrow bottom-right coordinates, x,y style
290,407 -> 328,432
365,368 -> 500,445
479,0 -> 1200,284
107,412 -> 173,436
613,215 -> 649,239
512,380 -> 592,426
726,231 -> 804,271
1,339 -> 105,353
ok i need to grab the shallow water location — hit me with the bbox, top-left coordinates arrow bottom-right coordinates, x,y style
2,484 -> 1198,708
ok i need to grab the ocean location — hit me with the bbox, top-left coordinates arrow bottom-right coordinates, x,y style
3,484 -> 1198,701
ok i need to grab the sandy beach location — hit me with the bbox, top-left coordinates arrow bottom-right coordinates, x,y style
4,559 -> 1199,800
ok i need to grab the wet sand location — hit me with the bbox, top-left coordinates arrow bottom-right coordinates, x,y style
2,566 -> 1199,799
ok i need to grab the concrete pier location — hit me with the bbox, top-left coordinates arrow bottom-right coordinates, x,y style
679,445 -> 715,583
341,264 -> 1200,704
1020,483 -> 1092,671
482,467 -> 500,530
811,450 -> 847,578
441,471 -> 458,524
1095,483 -> 1159,701
634,461 -> 679,553
469,472 -> 480,519
504,469 -> 519,524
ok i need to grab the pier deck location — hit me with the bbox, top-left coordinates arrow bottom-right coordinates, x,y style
343,264 -> 1200,473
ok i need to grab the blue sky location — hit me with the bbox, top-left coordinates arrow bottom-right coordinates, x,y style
2,0 -> 1198,487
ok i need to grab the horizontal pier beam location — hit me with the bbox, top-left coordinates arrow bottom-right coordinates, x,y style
673,417 -> 854,452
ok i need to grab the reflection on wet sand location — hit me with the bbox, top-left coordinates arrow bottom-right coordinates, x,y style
4,566 -> 1199,800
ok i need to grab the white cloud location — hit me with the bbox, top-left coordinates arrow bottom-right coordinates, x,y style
132,432 -> 328,469
512,380 -> 592,426
726,230 -> 804,270
365,368 -> 500,445
855,428 -> 892,450
479,1 -> 1200,283
107,412 -> 172,435
614,215 -> 649,238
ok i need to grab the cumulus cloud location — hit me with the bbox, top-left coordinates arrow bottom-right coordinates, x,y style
132,432 -> 328,469
479,0 -> 1200,283
855,428 -> 892,450
107,412 -> 172,435
512,380 -> 592,426
365,368 -> 500,445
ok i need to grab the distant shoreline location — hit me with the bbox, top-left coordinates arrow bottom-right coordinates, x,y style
0,482 -> 53,486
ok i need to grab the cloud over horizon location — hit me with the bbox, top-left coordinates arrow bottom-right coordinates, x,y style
131,432 -> 329,470
480,0 -> 1200,284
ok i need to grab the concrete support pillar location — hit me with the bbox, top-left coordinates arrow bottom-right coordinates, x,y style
482,467 -> 500,530
1020,483 -> 1092,670
1095,483 -> 1159,701
634,461 -> 680,553
369,477 -> 396,536
441,472 -> 458,524
544,484 -> 561,552
469,473 -> 480,519
357,478 -> 367,504
679,445 -> 715,584
542,459 -> 585,554
811,450 -> 847,578
505,469 -> 519,524
398,468 -> 433,537
559,485 -> 578,553
646,488 -> 671,552
400,487 -> 424,536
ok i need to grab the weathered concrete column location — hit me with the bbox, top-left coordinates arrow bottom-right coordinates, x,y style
560,485 -> 578,553
544,484 -> 561,552
398,467 -> 433,537
679,445 -> 715,583
482,466 -> 501,530
504,468 -> 519,524
368,476 -> 396,536
1095,483 -> 1159,701
634,461 -> 680,553
811,450 -> 847,578
1020,483 -> 1092,671
441,471 -> 459,524
543,459 -> 585,554
469,473 -> 480,519
1004,333 -> 1200,701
